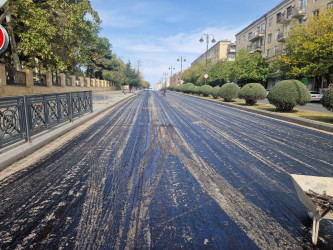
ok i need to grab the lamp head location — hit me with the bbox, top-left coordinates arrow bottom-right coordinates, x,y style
199,37 -> 204,43
212,38 -> 216,43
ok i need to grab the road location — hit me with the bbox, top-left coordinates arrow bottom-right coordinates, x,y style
0,91 -> 332,249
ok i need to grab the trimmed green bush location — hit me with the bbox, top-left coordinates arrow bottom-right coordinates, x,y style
321,87 -> 333,112
267,79 -> 311,111
199,85 -> 213,96
218,83 -> 240,102
211,86 -> 220,99
188,85 -> 196,94
193,86 -> 201,95
238,83 -> 266,105
182,83 -> 195,93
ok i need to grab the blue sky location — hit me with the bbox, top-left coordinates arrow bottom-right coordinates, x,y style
90,0 -> 283,88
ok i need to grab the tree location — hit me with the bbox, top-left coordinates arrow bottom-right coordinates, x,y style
181,61 -> 208,86
0,0 -> 101,72
276,8 -> 333,84
207,60 -> 233,86
231,49 -> 271,85
124,61 -> 141,91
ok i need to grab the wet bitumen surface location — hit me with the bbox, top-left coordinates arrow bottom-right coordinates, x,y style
0,91 -> 333,249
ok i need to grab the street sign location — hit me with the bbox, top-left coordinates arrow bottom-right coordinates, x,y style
0,24 -> 9,54
204,73 -> 209,79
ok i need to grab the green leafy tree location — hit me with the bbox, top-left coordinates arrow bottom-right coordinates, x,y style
182,61 -> 209,86
0,0 -> 101,72
231,49 -> 271,85
207,60 -> 233,86
124,61 -> 141,91
276,8 -> 333,83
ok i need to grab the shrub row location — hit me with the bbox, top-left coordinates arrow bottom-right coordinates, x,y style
168,80 -> 333,112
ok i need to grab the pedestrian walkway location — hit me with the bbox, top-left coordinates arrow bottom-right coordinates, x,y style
0,90 -> 137,170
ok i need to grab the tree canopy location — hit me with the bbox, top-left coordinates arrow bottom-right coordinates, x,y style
276,8 -> 333,80
0,0 -> 145,87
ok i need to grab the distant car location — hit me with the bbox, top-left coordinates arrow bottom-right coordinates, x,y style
309,91 -> 323,102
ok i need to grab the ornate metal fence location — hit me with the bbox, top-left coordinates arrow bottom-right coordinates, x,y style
0,91 -> 92,148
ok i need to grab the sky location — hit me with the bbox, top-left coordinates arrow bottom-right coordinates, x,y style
90,0 -> 284,88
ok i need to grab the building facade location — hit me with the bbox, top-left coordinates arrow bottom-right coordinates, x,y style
235,0 -> 333,90
192,40 -> 236,66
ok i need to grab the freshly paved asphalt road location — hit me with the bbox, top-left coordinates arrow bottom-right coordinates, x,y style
0,91 -> 332,249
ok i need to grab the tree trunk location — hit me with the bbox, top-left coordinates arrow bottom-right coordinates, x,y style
6,14 -> 21,71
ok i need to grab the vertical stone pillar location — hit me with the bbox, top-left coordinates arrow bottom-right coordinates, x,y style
96,79 -> 100,87
79,76 -> 84,87
86,77 -> 91,87
22,68 -> 33,87
0,64 -> 6,86
91,78 -> 95,87
71,75 -> 76,87
46,71 -> 52,87
60,73 -> 66,87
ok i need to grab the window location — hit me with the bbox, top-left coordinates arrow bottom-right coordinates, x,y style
268,33 -> 272,43
284,24 -> 290,37
261,23 -> 266,33
286,6 -> 292,18
276,12 -> 282,23
275,29 -> 280,40
243,35 -> 245,42
269,18 -> 273,27
274,45 -> 279,55
238,39 -> 241,45
248,32 -> 252,40
267,49 -> 271,57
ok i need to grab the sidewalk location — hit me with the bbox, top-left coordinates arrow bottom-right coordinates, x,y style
0,90 -> 137,171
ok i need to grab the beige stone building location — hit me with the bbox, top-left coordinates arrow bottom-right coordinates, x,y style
235,0 -> 333,90
192,40 -> 236,66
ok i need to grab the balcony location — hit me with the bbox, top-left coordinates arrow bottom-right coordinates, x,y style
250,45 -> 263,53
277,33 -> 287,42
292,6 -> 306,18
277,14 -> 292,24
248,32 -> 265,42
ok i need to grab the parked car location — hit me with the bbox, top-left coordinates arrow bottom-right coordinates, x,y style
309,91 -> 323,102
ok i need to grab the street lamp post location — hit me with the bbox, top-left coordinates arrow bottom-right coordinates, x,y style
163,72 -> 168,88
168,66 -> 175,85
199,34 -> 216,85
177,56 -> 186,86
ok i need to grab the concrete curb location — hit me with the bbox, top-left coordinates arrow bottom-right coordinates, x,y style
176,92 -> 333,133
0,93 -> 137,171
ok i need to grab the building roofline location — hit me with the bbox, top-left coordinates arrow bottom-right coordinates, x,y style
235,0 -> 293,37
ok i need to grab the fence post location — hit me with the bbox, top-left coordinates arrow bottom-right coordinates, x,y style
22,68 -> 33,87
46,71 -> 52,87
69,92 -> 73,122
23,95 -> 31,142
90,90 -> 93,112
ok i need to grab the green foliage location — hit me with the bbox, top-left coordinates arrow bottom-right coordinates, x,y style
199,85 -> 213,96
211,86 -> 220,99
124,61 -> 141,89
181,61 -> 209,86
182,83 -> 195,93
193,86 -> 201,95
267,80 -> 311,111
276,8 -> 333,80
188,85 -> 196,94
232,50 -> 271,84
218,83 -> 240,102
207,60 -> 233,86
321,88 -> 333,112
238,83 -> 266,105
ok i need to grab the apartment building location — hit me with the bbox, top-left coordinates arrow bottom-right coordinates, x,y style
192,40 -> 236,66
235,0 -> 333,90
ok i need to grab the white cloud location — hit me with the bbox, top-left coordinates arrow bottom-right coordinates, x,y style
106,26 -> 241,86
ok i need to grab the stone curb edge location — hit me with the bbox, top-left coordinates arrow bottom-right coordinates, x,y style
175,92 -> 333,134
0,93 -> 137,171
